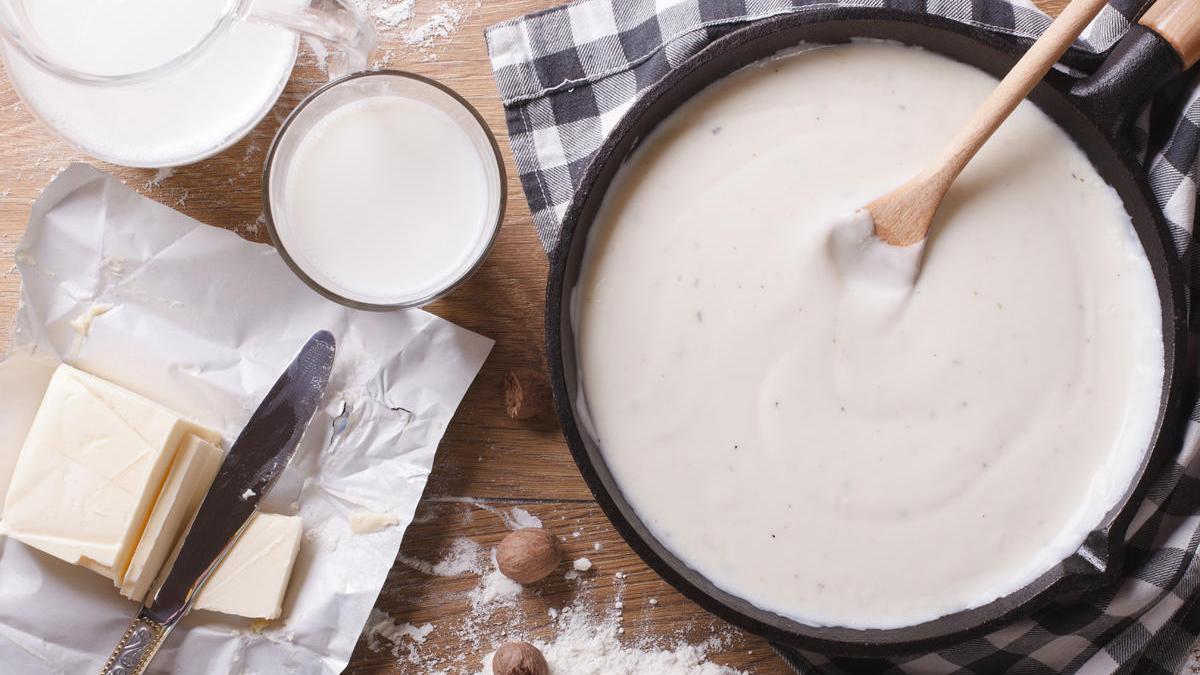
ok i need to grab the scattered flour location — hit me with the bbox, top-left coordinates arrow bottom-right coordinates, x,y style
470,544 -> 525,609
573,558 -> 592,572
507,507 -> 542,530
366,608 -> 435,660
235,213 -> 267,238
475,602 -> 746,675
143,167 -> 175,190
403,3 -> 463,47
350,0 -> 470,61
427,497 -> 542,531
398,536 -> 486,577
364,505 -> 743,673
374,0 -> 415,26
470,567 -> 524,608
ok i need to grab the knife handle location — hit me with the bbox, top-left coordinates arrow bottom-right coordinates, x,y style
100,612 -> 170,675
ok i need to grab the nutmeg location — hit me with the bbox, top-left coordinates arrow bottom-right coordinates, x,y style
492,641 -> 549,675
496,528 -> 561,584
504,367 -> 552,420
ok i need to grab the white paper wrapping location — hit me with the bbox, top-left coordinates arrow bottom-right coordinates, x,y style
0,163 -> 493,674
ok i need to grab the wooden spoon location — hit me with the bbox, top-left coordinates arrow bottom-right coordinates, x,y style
868,0 -> 1111,247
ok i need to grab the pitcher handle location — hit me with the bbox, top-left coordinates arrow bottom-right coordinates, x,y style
246,0 -> 377,77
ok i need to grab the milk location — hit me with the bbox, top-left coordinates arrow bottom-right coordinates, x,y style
3,0 -> 299,167
21,0 -> 231,76
271,92 -> 499,307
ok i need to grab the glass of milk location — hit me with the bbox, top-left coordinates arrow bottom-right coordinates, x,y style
0,0 -> 375,167
264,71 -> 506,310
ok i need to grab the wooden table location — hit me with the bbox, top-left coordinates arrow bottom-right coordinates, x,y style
0,0 -> 1069,673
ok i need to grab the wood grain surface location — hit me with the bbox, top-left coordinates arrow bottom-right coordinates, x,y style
0,0 -> 1073,673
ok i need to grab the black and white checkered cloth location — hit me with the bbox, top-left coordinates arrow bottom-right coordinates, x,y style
486,1 -> 1200,672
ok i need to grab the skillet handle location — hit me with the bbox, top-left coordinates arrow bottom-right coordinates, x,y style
1067,0 -> 1195,137
1140,0 -> 1200,68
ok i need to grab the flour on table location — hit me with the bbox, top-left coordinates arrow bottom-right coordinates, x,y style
143,167 -> 175,191
373,0 -> 415,26
366,608 -> 435,660
474,601 -> 745,675
350,0 -> 471,61
506,507 -> 542,530
470,567 -> 523,608
470,549 -> 524,609
234,213 -> 266,238
427,497 -> 543,531
402,3 -> 463,48
397,536 -> 486,577
366,530 -> 743,674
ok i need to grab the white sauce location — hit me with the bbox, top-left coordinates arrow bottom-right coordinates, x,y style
830,210 -> 925,289
2,0 -> 298,167
272,92 -> 499,306
575,43 -> 1164,629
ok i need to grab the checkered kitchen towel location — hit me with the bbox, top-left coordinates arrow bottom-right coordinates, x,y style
486,0 -> 1200,672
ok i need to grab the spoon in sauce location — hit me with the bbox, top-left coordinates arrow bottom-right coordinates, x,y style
833,0 -> 1110,286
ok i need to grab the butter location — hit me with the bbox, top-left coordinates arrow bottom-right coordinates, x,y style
348,511 -> 399,534
4,364 -> 303,621
193,512 -> 303,620
121,434 -> 222,602
68,302 -> 114,335
1,365 -> 219,579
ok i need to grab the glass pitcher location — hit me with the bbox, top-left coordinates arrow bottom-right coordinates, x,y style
0,0 -> 376,168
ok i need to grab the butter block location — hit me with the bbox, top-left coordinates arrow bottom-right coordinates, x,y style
1,365 -> 219,580
192,513 -> 303,620
121,434 -> 222,603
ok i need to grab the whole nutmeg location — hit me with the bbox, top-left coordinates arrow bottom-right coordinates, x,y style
496,528 -> 561,584
492,641 -> 549,675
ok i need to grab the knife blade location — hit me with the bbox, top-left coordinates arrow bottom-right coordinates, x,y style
100,330 -> 336,675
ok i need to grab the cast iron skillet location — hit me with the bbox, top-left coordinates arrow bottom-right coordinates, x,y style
546,4 -> 1193,658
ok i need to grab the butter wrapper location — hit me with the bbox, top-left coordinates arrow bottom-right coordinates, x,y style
0,164 -> 493,674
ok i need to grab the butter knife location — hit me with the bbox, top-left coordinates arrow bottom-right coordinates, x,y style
100,330 -> 336,675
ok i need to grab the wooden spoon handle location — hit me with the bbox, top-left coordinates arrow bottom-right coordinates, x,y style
1141,0 -> 1200,68
870,0 -> 1109,246
930,0 -> 1110,185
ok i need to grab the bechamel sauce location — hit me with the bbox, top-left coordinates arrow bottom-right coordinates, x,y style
3,0 -> 298,166
273,93 -> 497,306
575,43 -> 1164,629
